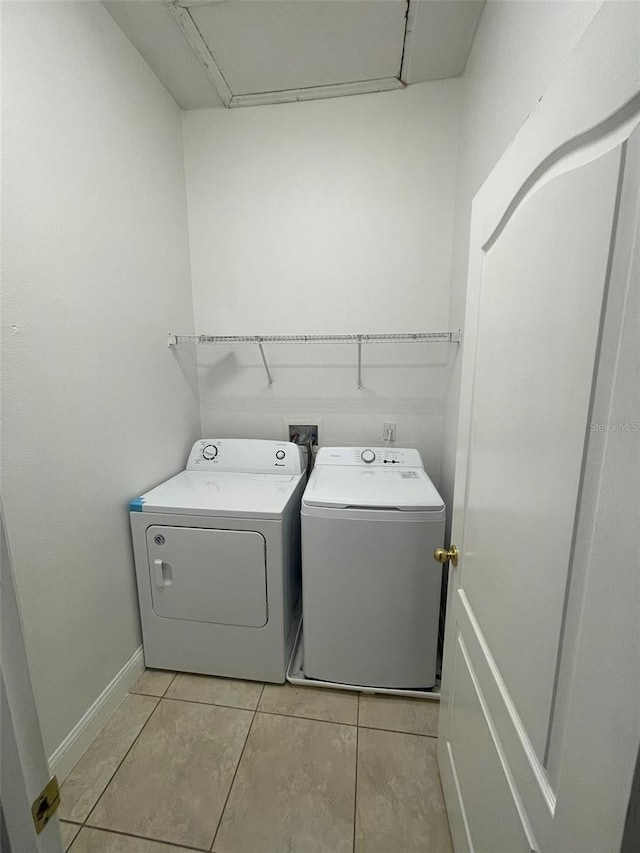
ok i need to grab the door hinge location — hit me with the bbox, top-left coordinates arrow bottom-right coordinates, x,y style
31,776 -> 60,834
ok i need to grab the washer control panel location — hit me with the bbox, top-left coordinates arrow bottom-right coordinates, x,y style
315,446 -> 424,469
187,439 -> 304,474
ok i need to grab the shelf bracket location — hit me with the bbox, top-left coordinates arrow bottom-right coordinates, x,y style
356,335 -> 363,390
167,332 -> 177,348
256,338 -> 273,386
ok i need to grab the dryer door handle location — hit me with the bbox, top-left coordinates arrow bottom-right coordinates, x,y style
153,559 -> 172,588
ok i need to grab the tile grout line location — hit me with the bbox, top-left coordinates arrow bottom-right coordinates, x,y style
254,707 -> 359,728
161,693 -> 263,714
80,694 -> 162,829
135,691 -> 437,737
162,671 -> 178,697
76,822 -> 211,853
358,723 -> 438,739
62,820 -> 81,853
160,692 -> 436,737
130,670 -> 178,700
209,682 -> 265,853
160,693 -> 358,727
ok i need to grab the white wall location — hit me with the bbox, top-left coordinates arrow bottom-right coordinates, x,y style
183,83 -> 461,480
440,0 -> 603,528
1,2 -> 200,758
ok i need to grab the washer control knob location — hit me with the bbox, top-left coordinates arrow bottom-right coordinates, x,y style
361,449 -> 376,464
275,450 -> 286,460
202,444 -> 218,460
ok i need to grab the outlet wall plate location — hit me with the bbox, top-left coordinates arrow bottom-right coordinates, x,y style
283,418 -> 323,446
383,421 -> 397,442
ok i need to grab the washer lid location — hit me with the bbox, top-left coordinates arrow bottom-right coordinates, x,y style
302,466 -> 444,511
130,470 -> 304,519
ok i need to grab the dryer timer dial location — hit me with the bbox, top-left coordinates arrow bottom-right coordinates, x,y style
202,444 -> 218,460
361,449 -> 376,464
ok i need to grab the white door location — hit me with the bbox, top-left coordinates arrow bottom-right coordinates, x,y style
1,505 -> 63,853
438,5 -> 640,853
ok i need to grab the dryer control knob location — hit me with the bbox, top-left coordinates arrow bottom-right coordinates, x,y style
361,449 -> 376,464
275,450 -> 286,460
202,444 -> 218,460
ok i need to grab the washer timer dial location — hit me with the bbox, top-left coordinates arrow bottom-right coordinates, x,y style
202,444 -> 218,461
361,449 -> 376,464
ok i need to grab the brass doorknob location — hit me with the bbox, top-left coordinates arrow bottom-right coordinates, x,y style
434,545 -> 459,567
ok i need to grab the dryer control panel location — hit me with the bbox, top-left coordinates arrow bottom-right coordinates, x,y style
187,439 -> 304,475
314,446 -> 424,469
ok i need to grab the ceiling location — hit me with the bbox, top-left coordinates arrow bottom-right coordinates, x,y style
104,0 -> 485,110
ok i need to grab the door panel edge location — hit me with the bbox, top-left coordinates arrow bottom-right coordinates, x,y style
450,634 -> 537,853
457,590 -> 556,833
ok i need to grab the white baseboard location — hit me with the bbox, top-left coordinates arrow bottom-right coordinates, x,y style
48,645 -> 145,782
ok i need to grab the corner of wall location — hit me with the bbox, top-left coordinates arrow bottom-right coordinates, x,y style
48,647 -> 145,782
179,107 -> 204,438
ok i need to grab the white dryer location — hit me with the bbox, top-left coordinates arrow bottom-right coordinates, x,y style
130,439 -> 305,683
301,446 -> 445,690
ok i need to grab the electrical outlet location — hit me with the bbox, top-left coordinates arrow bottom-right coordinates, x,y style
383,421 -> 397,442
284,419 -> 321,446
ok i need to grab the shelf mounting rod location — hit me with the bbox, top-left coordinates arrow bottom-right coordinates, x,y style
256,338 -> 273,386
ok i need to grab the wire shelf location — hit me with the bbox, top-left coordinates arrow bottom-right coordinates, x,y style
167,330 -> 461,388
169,331 -> 459,345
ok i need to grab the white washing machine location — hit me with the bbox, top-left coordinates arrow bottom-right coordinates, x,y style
301,446 -> 445,690
130,439 -> 306,683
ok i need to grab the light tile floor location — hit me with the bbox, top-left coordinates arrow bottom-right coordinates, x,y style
59,669 -> 452,853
